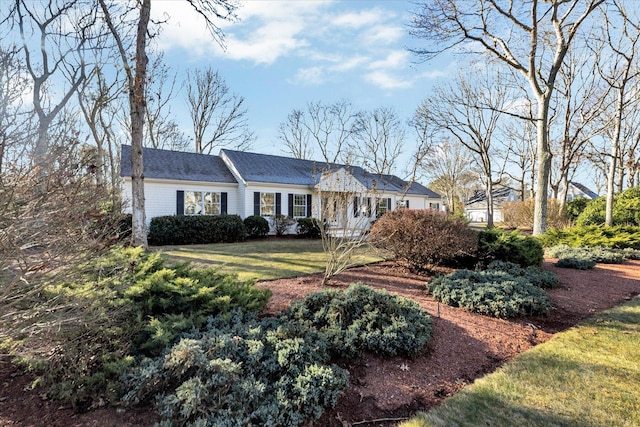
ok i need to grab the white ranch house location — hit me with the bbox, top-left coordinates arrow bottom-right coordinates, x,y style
120,145 -> 443,234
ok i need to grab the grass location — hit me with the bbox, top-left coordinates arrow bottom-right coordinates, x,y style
401,297 -> 640,427
157,238 -> 384,281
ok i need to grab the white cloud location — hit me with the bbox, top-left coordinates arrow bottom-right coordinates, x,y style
331,8 -> 388,29
364,70 -> 413,90
368,50 -> 410,70
329,55 -> 369,72
361,25 -> 405,46
289,66 -> 326,86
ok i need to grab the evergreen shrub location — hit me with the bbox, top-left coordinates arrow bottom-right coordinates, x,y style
486,260 -> 559,288
545,245 -> 626,264
123,310 -> 348,427
478,228 -> 544,267
555,256 -> 596,270
296,217 -> 322,239
540,225 -> 640,249
576,187 -> 640,226
280,283 -> 433,359
41,246 -> 270,407
426,269 -> 552,318
148,214 -> 247,245
244,215 -> 270,238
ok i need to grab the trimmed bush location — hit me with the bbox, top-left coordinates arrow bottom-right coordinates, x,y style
296,217 -> 322,239
123,310 -> 348,427
478,228 -> 544,267
369,209 -> 478,271
567,197 -> 590,221
281,283 -> 433,359
148,214 -> 247,245
427,269 -> 552,318
244,215 -> 270,238
486,260 -> 559,289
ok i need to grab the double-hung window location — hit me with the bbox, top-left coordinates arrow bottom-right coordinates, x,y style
260,192 -> 276,216
293,194 -> 307,218
376,197 -> 391,218
181,191 -> 225,215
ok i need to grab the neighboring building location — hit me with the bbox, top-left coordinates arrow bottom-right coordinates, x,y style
464,187 -> 518,223
120,145 -> 442,234
564,181 -> 598,201
464,182 -> 598,223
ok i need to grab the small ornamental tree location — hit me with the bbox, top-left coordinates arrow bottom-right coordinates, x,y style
369,209 -> 478,271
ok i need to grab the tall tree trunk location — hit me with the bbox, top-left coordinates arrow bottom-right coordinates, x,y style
606,90 -> 624,226
533,95 -> 552,235
129,0 -> 150,248
485,176 -> 494,228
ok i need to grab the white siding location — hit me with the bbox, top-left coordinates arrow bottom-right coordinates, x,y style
122,178 -> 238,225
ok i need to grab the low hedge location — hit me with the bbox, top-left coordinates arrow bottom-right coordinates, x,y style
148,214 -> 247,245
545,245 -> 627,264
427,269 -> 552,318
296,217 -> 322,239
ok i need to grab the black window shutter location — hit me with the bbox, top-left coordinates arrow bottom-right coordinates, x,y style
387,198 -> 392,210
406,200 -> 410,209
288,194 -> 294,217
254,192 -> 260,216
176,190 -> 184,215
276,192 -> 282,215
353,196 -> 359,217
306,194 -> 312,217
366,197 -> 372,216
221,192 -> 228,214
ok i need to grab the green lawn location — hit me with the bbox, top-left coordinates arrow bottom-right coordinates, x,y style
401,297 -> 640,427
157,238 -> 384,281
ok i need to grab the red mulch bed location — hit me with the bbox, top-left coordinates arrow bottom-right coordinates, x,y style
1,259 -> 639,426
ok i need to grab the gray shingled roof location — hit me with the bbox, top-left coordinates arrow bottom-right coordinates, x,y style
120,145 -> 237,184
220,149 -> 440,198
570,181 -> 598,199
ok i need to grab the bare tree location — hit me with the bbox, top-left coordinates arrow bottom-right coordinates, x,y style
590,2 -> 640,226
0,45 -> 33,177
411,0 -> 604,234
12,0 -> 95,177
98,0 -> 239,247
186,66 -> 254,154
350,107 -> 404,177
145,54 -> 190,151
422,67 -> 509,227
421,139 -> 477,215
548,46 -> 605,210
278,109 -> 313,159
279,100 -> 359,165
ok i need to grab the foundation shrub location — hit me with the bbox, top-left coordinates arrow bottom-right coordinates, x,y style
280,283 -> 433,359
296,218 -> 322,239
369,209 -> 478,271
486,260 -> 559,288
123,310 -> 348,427
478,228 -> 544,267
271,214 -> 296,236
244,215 -> 269,238
426,269 -> 552,318
148,214 -> 247,245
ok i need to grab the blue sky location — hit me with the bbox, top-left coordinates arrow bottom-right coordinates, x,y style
152,0 -> 457,155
